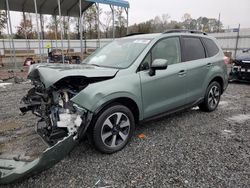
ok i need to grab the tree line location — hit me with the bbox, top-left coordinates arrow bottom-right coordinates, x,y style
0,8 -> 223,40
129,13 -> 223,34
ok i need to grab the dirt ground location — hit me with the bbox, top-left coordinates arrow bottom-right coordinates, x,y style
0,81 -> 250,187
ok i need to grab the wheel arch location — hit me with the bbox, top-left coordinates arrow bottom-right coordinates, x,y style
209,76 -> 224,93
93,97 -> 140,125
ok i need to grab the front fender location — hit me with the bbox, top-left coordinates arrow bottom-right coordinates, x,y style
71,74 -> 143,120
92,92 -> 143,118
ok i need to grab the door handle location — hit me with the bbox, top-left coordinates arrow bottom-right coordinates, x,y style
206,62 -> 212,67
178,70 -> 186,76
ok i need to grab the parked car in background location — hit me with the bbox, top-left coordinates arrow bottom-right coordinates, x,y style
229,49 -> 250,81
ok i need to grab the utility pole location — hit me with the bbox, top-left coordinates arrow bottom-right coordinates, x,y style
217,13 -> 221,32
234,24 -> 240,58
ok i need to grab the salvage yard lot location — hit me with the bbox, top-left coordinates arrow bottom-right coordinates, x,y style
0,82 -> 250,187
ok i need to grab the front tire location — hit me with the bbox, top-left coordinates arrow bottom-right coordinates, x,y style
92,104 -> 135,154
199,81 -> 221,112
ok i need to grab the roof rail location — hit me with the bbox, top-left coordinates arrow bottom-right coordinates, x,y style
126,32 -> 145,37
163,29 -> 207,35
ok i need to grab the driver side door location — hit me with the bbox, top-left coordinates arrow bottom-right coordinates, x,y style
138,37 -> 188,118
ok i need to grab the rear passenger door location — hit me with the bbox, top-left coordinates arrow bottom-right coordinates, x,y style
181,36 -> 209,103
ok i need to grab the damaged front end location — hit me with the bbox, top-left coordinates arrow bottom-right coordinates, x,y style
0,78 -> 93,184
0,63 -> 118,184
20,80 -> 91,145
229,51 -> 250,82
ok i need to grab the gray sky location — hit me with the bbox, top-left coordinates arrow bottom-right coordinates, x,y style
7,0 -> 250,32
128,0 -> 250,28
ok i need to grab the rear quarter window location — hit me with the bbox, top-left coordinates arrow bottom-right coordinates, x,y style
182,37 -> 206,62
202,38 -> 220,57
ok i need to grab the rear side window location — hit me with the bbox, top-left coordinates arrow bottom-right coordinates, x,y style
182,37 -> 206,62
202,38 -> 219,57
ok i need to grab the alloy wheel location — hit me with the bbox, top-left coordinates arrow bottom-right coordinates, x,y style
101,112 -> 130,148
208,85 -> 220,109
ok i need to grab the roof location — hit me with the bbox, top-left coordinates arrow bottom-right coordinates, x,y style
124,31 -> 212,40
124,33 -> 161,39
0,0 -> 129,17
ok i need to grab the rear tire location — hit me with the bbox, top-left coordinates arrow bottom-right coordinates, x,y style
199,81 -> 221,112
92,104 -> 135,154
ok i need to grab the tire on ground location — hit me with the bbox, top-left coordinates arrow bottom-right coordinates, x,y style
92,104 -> 135,154
199,81 -> 221,112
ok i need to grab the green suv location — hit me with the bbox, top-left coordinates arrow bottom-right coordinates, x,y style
21,30 -> 228,154
0,30 -> 229,184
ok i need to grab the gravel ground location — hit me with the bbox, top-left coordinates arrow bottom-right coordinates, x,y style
0,82 -> 47,160
0,82 -> 250,188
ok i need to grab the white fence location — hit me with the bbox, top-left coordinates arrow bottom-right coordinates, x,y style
0,38 -> 112,56
0,30 -> 250,58
210,29 -> 250,57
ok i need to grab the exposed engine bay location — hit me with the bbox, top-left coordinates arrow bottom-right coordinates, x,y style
19,78 -> 92,145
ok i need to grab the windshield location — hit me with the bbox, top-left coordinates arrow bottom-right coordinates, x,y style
83,38 -> 151,68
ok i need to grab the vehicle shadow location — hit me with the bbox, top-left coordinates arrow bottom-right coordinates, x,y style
229,80 -> 250,85
75,108 -> 202,155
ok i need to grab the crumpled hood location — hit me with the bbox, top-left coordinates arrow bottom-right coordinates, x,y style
28,63 -> 119,88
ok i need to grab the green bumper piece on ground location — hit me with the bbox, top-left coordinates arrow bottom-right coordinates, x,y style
0,135 -> 78,185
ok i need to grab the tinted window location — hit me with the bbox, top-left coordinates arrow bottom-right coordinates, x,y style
202,38 -> 219,57
152,37 -> 181,65
182,37 -> 206,61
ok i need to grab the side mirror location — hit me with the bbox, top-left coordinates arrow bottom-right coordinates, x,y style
242,48 -> 250,53
149,59 -> 168,76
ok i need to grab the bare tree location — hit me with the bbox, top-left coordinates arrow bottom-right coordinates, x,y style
128,13 -> 224,34
84,5 -> 98,39
63,16 -> 70,39
15,13 -> 35,39
182,13 -> 192,29
101,11 -> 112,38
115,7 -> 127,37
72,17 -> 80,39
46,15 -> 59,39
162,14 -> 170,26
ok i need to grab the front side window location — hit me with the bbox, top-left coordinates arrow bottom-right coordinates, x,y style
140,37 -> 181,71
182,37 -> 206,62
152,37 -> 181,65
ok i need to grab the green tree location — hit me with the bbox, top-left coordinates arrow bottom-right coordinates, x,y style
201,17 -> 209,31
0,10 -> 7,38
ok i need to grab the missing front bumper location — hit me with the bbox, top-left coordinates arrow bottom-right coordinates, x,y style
0,134 -> 78,185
